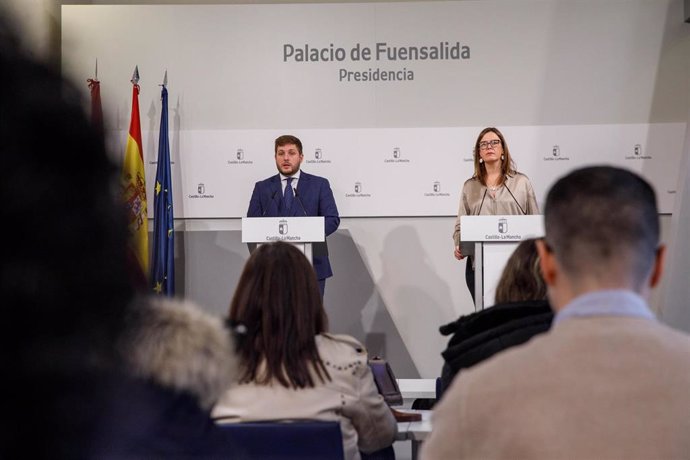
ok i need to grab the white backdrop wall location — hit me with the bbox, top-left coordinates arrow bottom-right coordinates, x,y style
62,2 -> 687,217
58,1 -> 690,378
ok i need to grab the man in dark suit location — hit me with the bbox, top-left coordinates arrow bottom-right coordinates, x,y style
247,134 -> 340,296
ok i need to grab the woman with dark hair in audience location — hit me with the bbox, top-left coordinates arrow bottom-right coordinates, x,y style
212,241 -> 397,460
439,238 -> 554,395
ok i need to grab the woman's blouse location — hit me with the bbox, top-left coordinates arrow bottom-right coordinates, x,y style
453,172 -> 539,247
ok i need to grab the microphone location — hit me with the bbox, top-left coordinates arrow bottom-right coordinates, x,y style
262,191 -> 278,216
293,188 -> 308,216
504,183 -> 527,215
477,188 -> 488,215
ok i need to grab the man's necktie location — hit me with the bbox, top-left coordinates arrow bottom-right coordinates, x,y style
284,177 -> 294,211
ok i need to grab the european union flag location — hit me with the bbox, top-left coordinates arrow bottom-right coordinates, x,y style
151,82 -> 174,296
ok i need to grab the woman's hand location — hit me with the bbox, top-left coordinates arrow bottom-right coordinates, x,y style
454,246 -> 465,260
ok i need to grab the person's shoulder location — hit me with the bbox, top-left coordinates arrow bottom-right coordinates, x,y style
463,329 -> 552,379
463,176 -> 480,188
317,333 -> 367,357
508,171 -> 532,183
300,171 -> 329,183
317,334 -> 370,379
256,174 -> 279,186
648,320 -> 690,348
121,297 -> 238,410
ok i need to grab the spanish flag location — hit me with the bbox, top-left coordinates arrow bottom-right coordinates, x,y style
121,66 -> 149,290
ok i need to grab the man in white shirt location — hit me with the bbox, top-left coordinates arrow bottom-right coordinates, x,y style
247,135 -> 340,296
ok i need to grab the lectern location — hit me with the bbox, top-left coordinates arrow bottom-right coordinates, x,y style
242,217 -> 325,264
460,215 -> 544,310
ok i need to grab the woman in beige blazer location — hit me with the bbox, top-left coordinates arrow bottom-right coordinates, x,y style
212,242 -> 397,460
453,127 -> 539,302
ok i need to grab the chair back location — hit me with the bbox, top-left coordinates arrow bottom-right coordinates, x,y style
217,420 -> 345,460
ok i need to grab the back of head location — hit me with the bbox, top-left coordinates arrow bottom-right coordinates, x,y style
229,242 -> 329,388
1,17 -> 133,357
544,166 -> 659,289
0,13 -> 134,456
495,238 -> 546,304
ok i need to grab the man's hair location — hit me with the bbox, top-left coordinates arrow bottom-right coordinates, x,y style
544,166 -> 659,287
229,241 -> 330,389
495,238 -> 546,304
274,134 -> 303,155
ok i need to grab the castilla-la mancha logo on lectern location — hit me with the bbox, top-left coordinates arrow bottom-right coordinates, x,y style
278,219 -> 288,235
498,218 -> 508,234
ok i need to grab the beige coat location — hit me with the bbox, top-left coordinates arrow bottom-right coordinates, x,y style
212,333 -> 397,460
422,315 -> 690,460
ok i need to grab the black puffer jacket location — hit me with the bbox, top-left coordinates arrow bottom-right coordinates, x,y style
439,300 -> 553,396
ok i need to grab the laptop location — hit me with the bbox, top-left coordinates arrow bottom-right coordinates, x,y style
369,357 -> 423,422
368,357 -> 403,406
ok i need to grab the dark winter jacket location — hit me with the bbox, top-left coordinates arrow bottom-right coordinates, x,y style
88,298 -> 243,458
439,300 -> 553,395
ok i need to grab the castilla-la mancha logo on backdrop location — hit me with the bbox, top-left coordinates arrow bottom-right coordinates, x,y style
227,147 -> 253,165
625,143 -> 651,160
543,144 -> 569,161
424,181 -> 450,198
188,182 -> 215,199
384,146 -> 410,164
278,219 -> 288,235
306,147 -> 332,164
345,181 -> 371,198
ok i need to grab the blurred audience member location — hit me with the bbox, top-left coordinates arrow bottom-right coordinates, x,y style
438,238 -> 553,397
423,166 -> 690,460
212,241 -> 397,460
0,14 -> 237,458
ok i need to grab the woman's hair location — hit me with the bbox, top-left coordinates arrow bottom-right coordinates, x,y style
472,126 -> 517,186
229,242 -> 330,389
494,238 -> 546,304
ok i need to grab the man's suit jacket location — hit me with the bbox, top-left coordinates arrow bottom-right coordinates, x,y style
422,312 -> 690,460
247,171 -> 340,280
